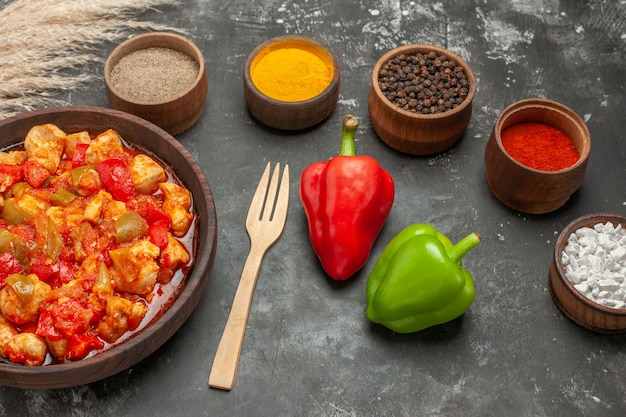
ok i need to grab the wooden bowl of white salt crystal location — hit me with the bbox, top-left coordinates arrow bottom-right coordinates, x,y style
549,213 -> 626,333
104,32 -> 208,136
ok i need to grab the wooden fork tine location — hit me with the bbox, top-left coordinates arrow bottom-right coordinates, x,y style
246,162 -> 271,225
261,163 -> 281,222
272,164 -> 289,223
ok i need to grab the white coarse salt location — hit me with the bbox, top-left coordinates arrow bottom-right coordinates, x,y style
598,279 -> 620,292
574,282 -> 589,294
611,245 -> 626,262
589,252 -> 605,273
562,221 -> 626,309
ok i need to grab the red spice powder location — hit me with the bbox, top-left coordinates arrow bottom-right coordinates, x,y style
501,122 -> 579,171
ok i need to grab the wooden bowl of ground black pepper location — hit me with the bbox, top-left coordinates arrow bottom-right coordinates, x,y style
484,98 -> 591,214
104,32 -> 208,136
368,44 -> 476,155
243,35 -> 340,131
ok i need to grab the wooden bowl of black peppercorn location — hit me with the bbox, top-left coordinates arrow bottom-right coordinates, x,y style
368,44 -> 476,155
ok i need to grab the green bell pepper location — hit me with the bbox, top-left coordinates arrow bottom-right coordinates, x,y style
10,182 -> 32,199
5,274 -> 35,302
0,229 -> 34,266
2,198 -> 32,225
50,188 -> 78,206
366,224 -> 481,333
114,211 -> 148,243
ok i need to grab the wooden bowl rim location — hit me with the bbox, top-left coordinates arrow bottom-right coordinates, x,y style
243,34 -> 341,106
370,43 -> 476,120
492,97 -> 592,174
0,106 -> 217,388
104,31 -> 207,107
552,212 -> 626,315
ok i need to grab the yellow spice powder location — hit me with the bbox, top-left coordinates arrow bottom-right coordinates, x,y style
251,45 -> 333,102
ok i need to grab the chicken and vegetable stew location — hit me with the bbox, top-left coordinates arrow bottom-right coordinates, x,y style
0,124 -> 196,365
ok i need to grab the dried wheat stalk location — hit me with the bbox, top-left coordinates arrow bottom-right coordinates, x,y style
0,0 -> 186,119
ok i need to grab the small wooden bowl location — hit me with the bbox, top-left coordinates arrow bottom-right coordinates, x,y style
0,106 -> 217,388
549,213 -> 626,333
104,32 -> 208,136
484,98 -> 591,214
243,35 -> 340,130
368,44 -> 476,155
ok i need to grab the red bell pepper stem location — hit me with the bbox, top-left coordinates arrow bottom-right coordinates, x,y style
447,232 -> 482,263
339,115 -> 358,157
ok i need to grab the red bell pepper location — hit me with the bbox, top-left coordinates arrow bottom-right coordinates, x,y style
50,298 -> 96,339
72,143 -> 89,168
147,220 -> 170,249
300,115 -> 395,280
96,158 -> 135,201
142,202 -> 172,228
0,163 -> 23,192
30,258 -> 76,287
66,332 -> 104,360
36,309 -> 64,341
22,160 -> 50,188
0,252 -> 25,289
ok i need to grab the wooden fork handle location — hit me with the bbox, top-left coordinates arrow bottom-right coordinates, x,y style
208,245 -> 265,390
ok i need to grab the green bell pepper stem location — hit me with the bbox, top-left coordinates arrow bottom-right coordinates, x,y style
447,232 -> 481,263
339,114 -> 358,157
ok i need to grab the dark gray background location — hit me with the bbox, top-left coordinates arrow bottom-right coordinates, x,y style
1,0 -> 626,416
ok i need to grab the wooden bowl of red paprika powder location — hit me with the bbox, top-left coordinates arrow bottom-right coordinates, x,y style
484,98 -> 591,214
104,32 -> 208,136
368,44 -> 476,155
243,35 -> 340,130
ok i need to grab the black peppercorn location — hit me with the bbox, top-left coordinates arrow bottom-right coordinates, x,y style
378,50 -> 469,114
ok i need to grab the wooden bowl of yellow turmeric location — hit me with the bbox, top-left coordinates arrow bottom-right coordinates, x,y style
243,35 -> 340,130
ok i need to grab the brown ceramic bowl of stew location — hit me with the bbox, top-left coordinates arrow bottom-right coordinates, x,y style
243,35 -> 340,130
0,106 -> 217,389
549,213 -> 626,333
104,32 -> 208,136
368,44 -> 476,155
484,98 -> 591,214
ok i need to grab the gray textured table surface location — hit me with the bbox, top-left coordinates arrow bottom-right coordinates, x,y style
1,0 -> 626,416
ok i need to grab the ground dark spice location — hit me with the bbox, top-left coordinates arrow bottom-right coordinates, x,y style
377,51 -> 469,114
110,47 -> 199,103
501,122 -> 579,171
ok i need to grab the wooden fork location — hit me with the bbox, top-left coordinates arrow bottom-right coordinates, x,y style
209,162 -> 290,390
